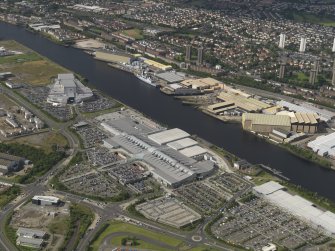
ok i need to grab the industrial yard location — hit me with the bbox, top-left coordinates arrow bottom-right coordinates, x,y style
9,194 -> 69,250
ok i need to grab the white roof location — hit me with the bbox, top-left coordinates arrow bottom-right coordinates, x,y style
179,145 -> 207,158
148,128 -> 190,145
167,138 -> 198,150
253,181 -> 284,195
259,183 -> 335,235
32,195 -> 60,203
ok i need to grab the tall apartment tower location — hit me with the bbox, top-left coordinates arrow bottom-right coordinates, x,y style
185,45 -> 191,62
332,38 -> 335,53
279,63 -> 286,79
279,33 -> 286,49
332,60 -> 335,86
299,37 -> 307,53
197,47 -> 204,66
309,60 -> 319,85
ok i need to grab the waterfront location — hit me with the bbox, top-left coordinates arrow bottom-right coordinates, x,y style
1,21 -> 335,201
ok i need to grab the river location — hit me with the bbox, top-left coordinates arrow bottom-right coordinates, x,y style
1,21 -> 334,201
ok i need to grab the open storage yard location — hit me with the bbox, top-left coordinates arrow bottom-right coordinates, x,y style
10,197 -> 70,251
75,125 -> 108,148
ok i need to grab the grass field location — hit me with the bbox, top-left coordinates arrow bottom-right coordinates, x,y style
90,221 -> 183,251
0,40 -> 69,85
0,93 -> 17,108
295,72 -> 309,82
9,131 -> 68,153
292,13 -> 335,27
120,28 -> 144,40
90,221 -> 221,251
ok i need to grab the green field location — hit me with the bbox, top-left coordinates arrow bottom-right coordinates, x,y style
120,28 -> 144,40
0,40 -> 69,85
89,221 -> 221,251
9,131 -> 69,153
291,12 -> 335,27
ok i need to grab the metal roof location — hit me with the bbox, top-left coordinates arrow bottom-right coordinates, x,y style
253,181 -> 284,195
179,145 -> 207,158
167,138 -> 198,150
32,195 -> 60,203
156,72 -> 185,83
148,128 -> 190,145
242,113 -> 291,127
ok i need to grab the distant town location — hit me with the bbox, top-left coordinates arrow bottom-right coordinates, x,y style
1,1 -> 335,251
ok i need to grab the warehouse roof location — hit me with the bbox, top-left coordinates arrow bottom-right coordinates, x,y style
17,237 -> 44,246
143,59 -> 172,71
253,181 -> 284,195
242,113 -> 291,127
17,227 -> 46,238
181,78 -> 223,89
167,138 -> 198,150
208,101 -> 235,110
32,195 -> 60,203
277,100 -> 334,122
179,145 -> 207,158
218,92 -> 271,112
156,72 -> 185,83
148,128 -> 190,145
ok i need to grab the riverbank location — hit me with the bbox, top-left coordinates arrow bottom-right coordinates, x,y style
3,21 -> 335,202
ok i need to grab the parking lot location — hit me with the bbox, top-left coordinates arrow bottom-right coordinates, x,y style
86,147 -> 122,167
20,86 -> 73,121
78,91 -> 117,113
61,171 -> 121,199
107,162 -> 149,185
174,182 -> 226,215
212,198 -> 329,250
75,125 -> 108,148
135,196 -> 202,228
210,173 -> 252,196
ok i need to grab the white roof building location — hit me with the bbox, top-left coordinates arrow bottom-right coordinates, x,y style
167,138 -> 198,150
254,181 -> 335,236
307,132 -> 335,157
47,73 -> 93,105
148,128 -> 190,145
179,145 -> 207,158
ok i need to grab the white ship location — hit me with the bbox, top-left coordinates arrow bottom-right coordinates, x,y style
135,73 -> 157,87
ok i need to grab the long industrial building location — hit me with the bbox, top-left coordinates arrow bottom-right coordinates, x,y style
254,181 -> 335,236
218,92 -> 271,112
242,113 -> 291,134
276,111 -> 319,133
181,78 -> 224,91
307,132 -> 335,157
47,73 -> 93,105
277,100 -> 335,122
32,195 -> 60,206
101,111 -> 216,187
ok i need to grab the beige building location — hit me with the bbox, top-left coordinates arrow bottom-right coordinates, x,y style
181,77 -> 224,91
242,113 -> 291,134
276,111 -> 319,133
218,92 -> 271,112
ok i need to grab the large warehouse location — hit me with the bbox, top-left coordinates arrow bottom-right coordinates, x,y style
181,77 -> 224,91
242,113 -> 291,134
276,111 -> 319,133
100,111 -> 217,187
254,181 -> 335,236
277,100 -> 335,122
0,153 -> 24,175
218,92 -> 271,112
47,74 -> 93,105
148,128 -> 190,145
307,132 -> 335,157
32,195 -> 61,206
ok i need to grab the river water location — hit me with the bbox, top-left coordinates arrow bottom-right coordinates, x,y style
1,22 -> 334,201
